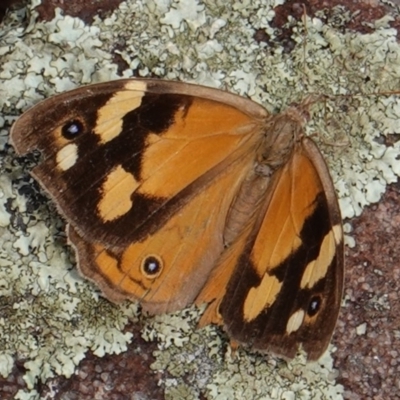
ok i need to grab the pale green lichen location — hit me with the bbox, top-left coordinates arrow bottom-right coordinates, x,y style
2,0 -> 400,399
145,306 -> 344,399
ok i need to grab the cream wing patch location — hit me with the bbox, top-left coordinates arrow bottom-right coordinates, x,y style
56,143 -> 78,171
243,274 -> 282,322
286,309 -> 305,334
300,224 -> 341,289
97,165 -> 140,221
94,82 -> 147,144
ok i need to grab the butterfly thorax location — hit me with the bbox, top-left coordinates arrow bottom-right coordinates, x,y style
258,107 -> 307,173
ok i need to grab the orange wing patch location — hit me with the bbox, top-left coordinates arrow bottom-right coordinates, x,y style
251,148 -> 322,276
138,97 -> 261,199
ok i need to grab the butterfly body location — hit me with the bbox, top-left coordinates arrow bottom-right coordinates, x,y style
11,79 -> 343,361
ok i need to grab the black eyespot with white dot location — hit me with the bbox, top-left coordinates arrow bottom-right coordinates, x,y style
308,296 -> 322,317
62,120 -> 84,140
141,255 -> 163,279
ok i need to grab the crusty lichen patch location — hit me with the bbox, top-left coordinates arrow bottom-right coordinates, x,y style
143,308 -> 344,399
2,0 -> 400,399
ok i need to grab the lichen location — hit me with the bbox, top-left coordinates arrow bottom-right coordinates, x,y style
145,306 -> 344,399
1,0 -> 400,399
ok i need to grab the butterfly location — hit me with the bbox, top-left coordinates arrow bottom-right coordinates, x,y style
10,79 -> 343,361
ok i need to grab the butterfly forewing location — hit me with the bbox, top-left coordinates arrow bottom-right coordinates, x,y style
11,80 -> 266,247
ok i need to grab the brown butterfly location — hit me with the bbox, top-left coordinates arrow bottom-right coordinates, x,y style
10,79 -> 343,361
